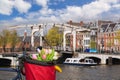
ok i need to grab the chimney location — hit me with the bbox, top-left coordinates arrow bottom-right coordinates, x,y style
67,20 -> 73,25
80,21 -> 84,26
69,20 -> 72,25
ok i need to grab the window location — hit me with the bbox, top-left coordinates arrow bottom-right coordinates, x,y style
85,60 -> 88,63
66,60 -> 70,62
74,60 -> 77,62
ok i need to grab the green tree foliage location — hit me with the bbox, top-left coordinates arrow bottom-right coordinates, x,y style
9,30 -> 20,51
106,39 -> 114,48
115,30 -> 120,42
45,27 -> 63,47
0,30 -> 10,52
90,40 -> 96,49
0,29 -> 20,52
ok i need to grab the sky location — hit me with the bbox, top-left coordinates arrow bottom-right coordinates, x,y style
0,0 -> 120,31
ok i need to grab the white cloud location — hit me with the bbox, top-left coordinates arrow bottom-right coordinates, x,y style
58,0 -> 120,21
35,0 -> 49,8
26,7 -> 54,19
18,0 -> 120,24
0,0 -> 14,15
13,17 -> 27,22
38,15 -> 60,23
58,6 -> 82,22
112,4 -> 120,9
56,1 -> 112,21
54,0 -> 65,2
0,0 -> 120,30
50,0 -> 65,5
81,1 -> 111,18
66,6 -> 82,16
0,20 -> 17,31
14,0 -> 31,13
0,0 -> 31,15
26,11 -> 40,19
39,7 -> 53,15
99,0 -> 118,4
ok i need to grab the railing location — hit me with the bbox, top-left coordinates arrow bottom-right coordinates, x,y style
75,50 -> 120,55
0,48 -> 33,54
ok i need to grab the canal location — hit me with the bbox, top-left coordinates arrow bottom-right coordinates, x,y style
0,65 -> 120,80
56,64 -> 120,80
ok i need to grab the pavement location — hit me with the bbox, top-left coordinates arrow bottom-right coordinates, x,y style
0,71 -> 25,80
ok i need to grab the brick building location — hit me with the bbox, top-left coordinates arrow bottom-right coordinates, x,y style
98,21 -> 120,53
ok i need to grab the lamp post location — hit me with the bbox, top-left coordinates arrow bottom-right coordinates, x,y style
101,38 -> 104,54
39,25 -> 43,46
58,25 -> 64,51
22,29 -> 27,55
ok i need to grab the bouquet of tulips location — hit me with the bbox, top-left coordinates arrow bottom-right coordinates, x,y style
29,47 -> 62,73
31,48 -> 60,61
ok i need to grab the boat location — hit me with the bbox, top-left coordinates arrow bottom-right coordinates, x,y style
64,58 -> 97,66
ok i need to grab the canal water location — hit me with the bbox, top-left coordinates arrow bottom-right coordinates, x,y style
0,65 -> 120,80
56,64 -> 120,80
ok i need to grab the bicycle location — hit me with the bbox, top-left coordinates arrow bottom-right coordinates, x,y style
0,53 -> 24,80
0,28 -> 63,80
0,29 -> 46,80
0,48 -> 59,80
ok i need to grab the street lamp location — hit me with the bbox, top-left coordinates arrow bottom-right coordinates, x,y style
58,25 -> 64,51
101,38 -> 104,53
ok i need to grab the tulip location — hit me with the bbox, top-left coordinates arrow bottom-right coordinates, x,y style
55,52 -> 59,56
45,49 -> 49,54
32,54 -> 37,59
49,49 -> 52,54
42,54 -> 47,60
53,56 -> 58,60
37,48 -> 41,53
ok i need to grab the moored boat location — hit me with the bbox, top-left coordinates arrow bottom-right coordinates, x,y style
64,58 -> 97,66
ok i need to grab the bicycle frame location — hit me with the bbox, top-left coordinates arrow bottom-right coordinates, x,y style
0,53 -> 23,80
0,30 -> 29,80
0,67 -> 22,80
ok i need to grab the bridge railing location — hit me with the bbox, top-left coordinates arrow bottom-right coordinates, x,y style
0,48 -> 34,54
75,50 -> 120,55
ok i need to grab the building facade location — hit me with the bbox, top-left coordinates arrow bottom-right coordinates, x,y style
65,20 -> 120,53
98,21 -> 120,53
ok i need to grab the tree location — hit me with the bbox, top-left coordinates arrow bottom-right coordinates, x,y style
45,27 -> 63,49
0,30 -> 10,52
0,29 -> 20,52
115,30 -> 120,42
90,40 -> 96,49
9,30 -> 20,52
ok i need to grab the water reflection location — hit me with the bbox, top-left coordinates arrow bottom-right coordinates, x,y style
0,65 -> 120,80
56,65 -> 120,80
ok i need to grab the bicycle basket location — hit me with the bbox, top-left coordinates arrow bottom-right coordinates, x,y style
23,55 -> 57,66
23,55 -> 56,80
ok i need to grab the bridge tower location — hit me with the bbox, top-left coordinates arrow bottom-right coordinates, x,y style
62,24 -> 90,52
31,24 -> 44,47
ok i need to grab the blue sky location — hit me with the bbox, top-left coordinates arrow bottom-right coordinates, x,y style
0,0 -> 120,31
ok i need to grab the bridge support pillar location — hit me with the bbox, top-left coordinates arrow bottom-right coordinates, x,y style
108,57 -> 112,65
101,59 -> 106,65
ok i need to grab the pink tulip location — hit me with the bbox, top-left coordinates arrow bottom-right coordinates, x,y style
48,49 -> 52,54
32,54 -> 37,59
42,54 -> 46,60
45,49 -> 49,54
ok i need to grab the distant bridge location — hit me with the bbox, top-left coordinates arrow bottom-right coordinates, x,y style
0,52 -> 120,66
76,53 -> 120,65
